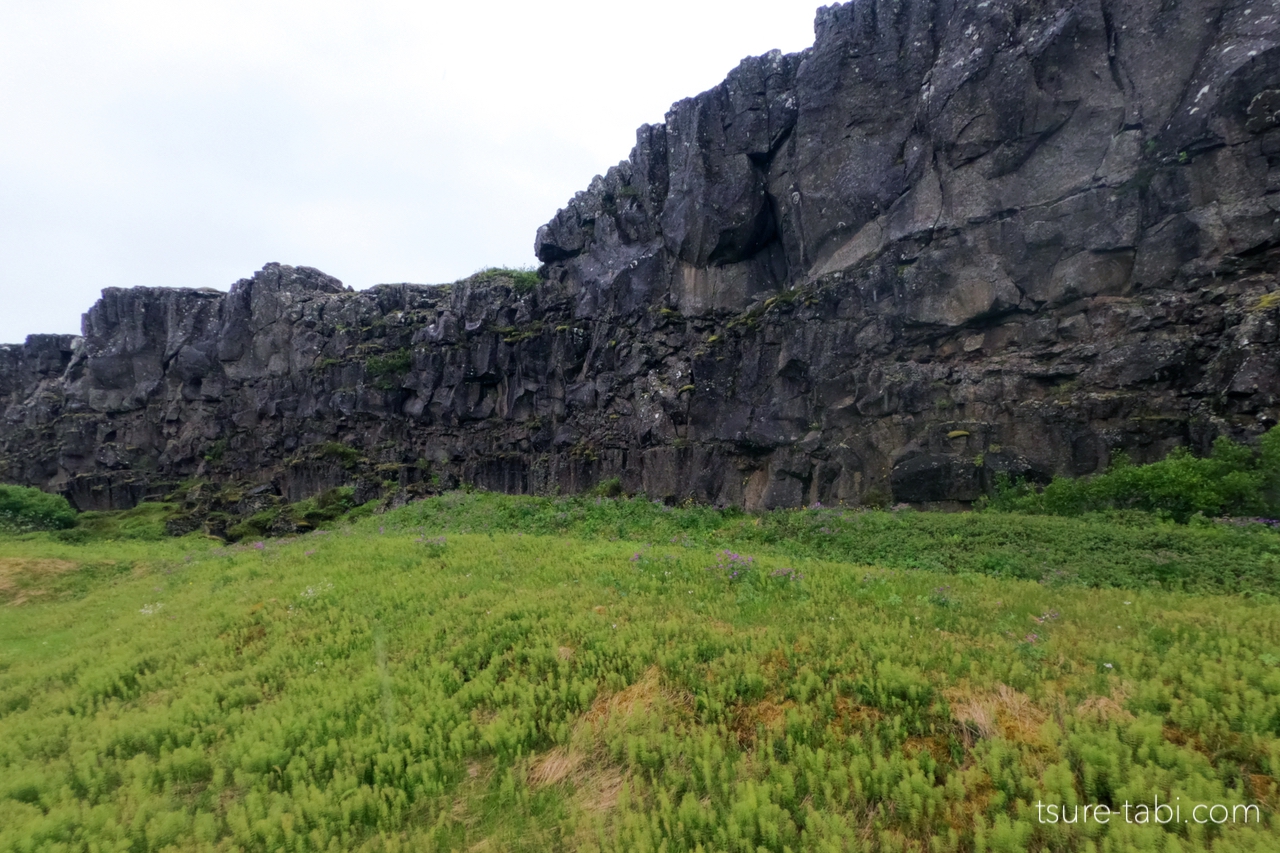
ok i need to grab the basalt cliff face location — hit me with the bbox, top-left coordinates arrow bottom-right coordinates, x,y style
3,0 -> 1280,523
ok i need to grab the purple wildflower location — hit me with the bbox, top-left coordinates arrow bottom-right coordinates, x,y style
707,550 -> 756,579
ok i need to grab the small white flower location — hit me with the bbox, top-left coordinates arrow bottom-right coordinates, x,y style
1104,663 -> 1113,669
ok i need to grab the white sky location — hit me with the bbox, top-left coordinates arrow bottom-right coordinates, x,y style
0,0 -> 823,344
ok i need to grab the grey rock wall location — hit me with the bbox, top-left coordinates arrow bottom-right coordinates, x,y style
3,0 -> 1279,516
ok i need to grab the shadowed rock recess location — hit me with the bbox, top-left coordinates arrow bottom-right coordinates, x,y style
4,0 -> 1280,521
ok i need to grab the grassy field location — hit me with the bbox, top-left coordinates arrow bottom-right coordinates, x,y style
1,493 -> 1278,852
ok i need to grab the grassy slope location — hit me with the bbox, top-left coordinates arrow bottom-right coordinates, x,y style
0,495 -> 1277,852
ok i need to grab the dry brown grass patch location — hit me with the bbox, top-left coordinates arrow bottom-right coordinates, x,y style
586,768 -> 627,809
577,768 -> 625,815
903,735 -> 952,763
527,746 -> 627,825
947,684 -> 1047,746
538,666 -> 682,823
729,698 -> 795,746
1248,774 -> 1277,809
832,696 -> 882,731
528,747 -> 582,788
0,557 -> 79,604
1161,724 -> 1206,756
759,648 -> 791,681
1073,681 -> 1134,725
470,707 -> 498,726
581,666 -> 672,727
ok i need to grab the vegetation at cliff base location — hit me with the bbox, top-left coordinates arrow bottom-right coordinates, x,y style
0,484 -> 77,532
986,427 -> 1280,523
1,494 -> 1278,852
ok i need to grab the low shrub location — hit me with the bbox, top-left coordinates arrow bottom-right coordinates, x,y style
364,349 -> 412,390
65,502 -> 177,541
986,427 -> 1280,523
319,442 -> 362,469
0,484 -> 77,531
590,476 -> 624,498
225,488 -> 357,541
474,266 -> 540,293
226,508 -> 281,541
294,486 -> 357,528
364,349 -> 412,378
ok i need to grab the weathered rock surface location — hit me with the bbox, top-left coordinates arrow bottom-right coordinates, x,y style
3,0 -> 1280,517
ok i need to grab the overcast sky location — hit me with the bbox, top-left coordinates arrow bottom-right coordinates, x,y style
0,0 -> 823,344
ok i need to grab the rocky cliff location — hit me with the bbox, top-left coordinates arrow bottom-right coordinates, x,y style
3,0 -> 1280,522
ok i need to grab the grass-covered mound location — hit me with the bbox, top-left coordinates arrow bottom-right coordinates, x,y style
1,494 -> 1277,852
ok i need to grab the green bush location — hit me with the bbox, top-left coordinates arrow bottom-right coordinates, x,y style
590,476 -> 624,498
64,502 -> 177,541
1262,425 -> 1280,510
294,486 -> 357,528
0,484 -> 77,531
474,266 -> 540,293
364,349 -> 412,390
986,427 -> 1280,522
225,488 -> 358,541
226,508 -> 281,542
319,442 -> 362,469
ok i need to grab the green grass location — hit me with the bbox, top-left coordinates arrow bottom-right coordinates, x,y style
54,502 -> 180,543
318,443 -> 362,470
1,494 -> 1277,851
392,492 -> 1280,596
473,267 -> 541,293
362,351 -> 413,391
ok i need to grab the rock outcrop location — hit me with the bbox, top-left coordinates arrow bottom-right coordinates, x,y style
3,0 -> 1280,519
